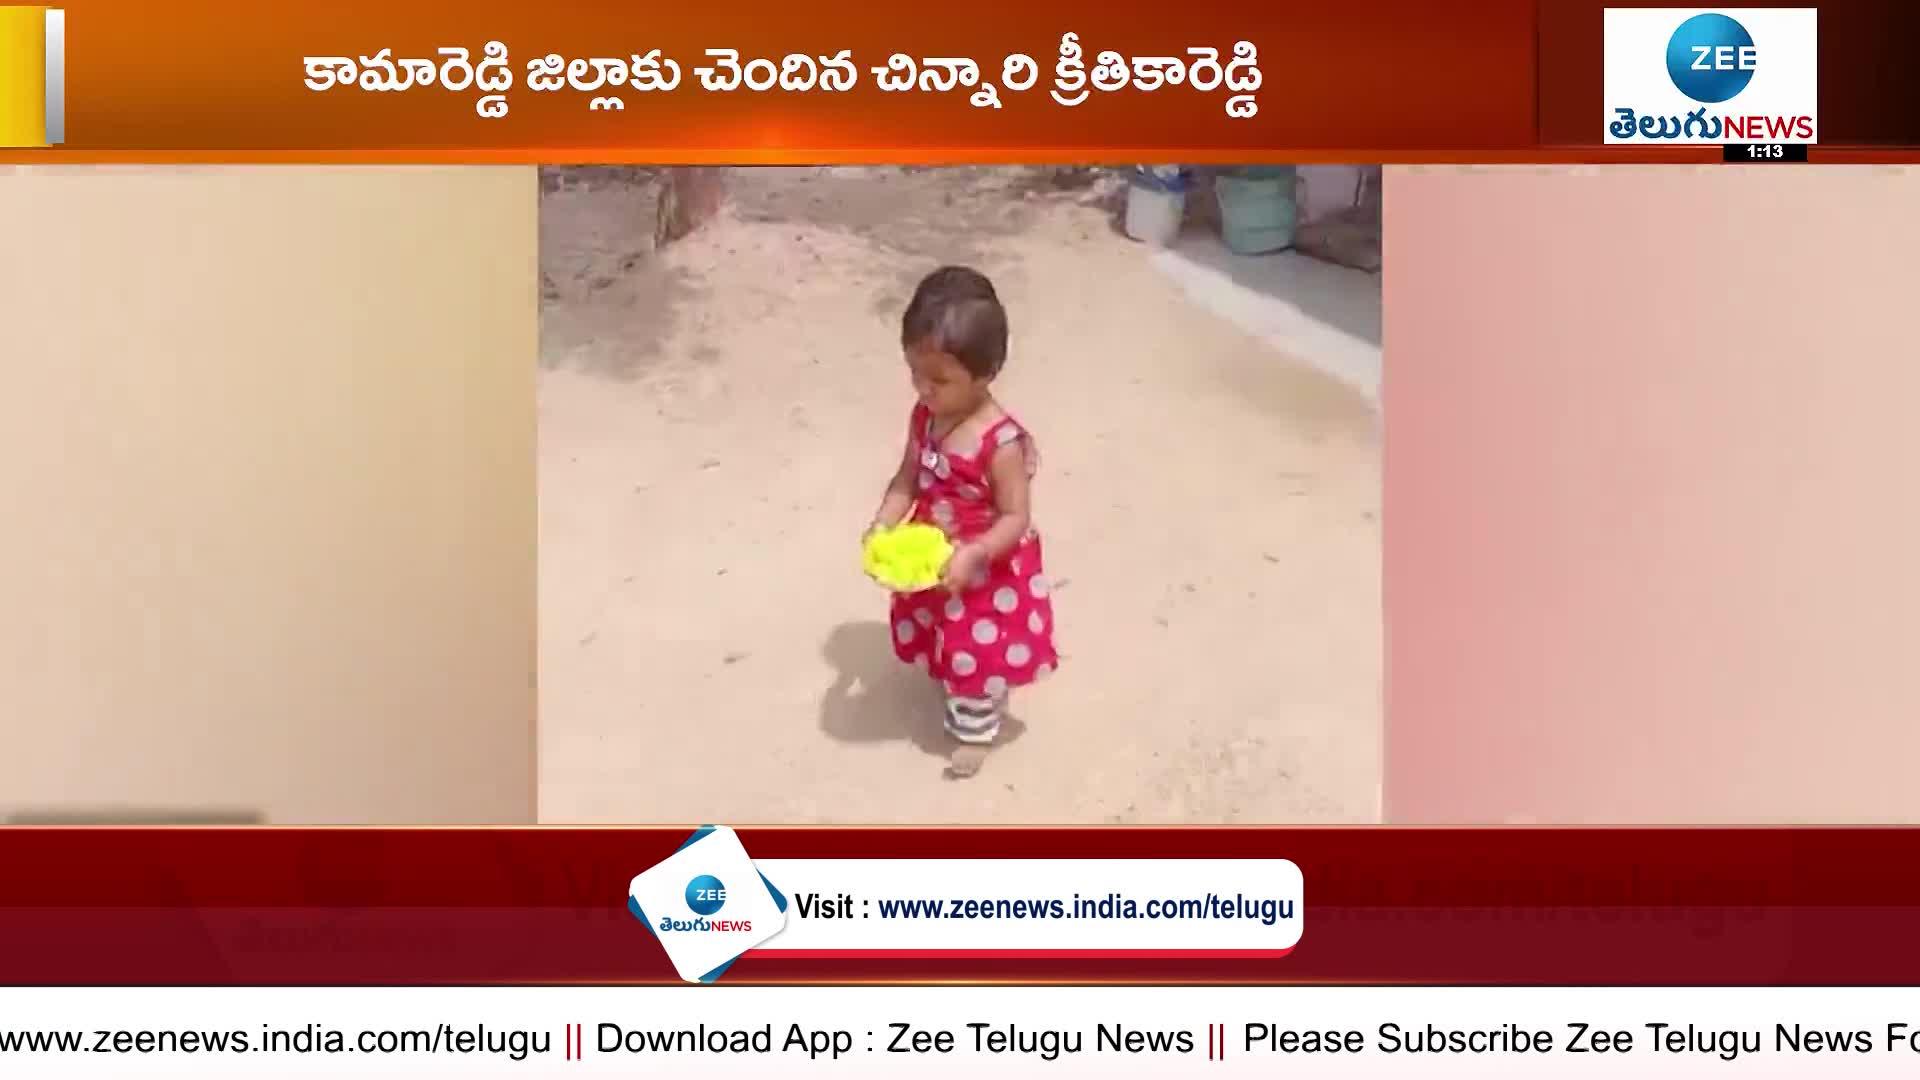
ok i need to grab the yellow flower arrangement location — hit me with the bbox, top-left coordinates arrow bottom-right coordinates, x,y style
862,521 -> 954,593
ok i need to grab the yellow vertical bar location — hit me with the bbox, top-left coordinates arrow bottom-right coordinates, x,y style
0,6 -> 48,148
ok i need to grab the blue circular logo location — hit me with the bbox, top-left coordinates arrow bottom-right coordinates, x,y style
1666,14 -> 1755,103
685,875 -> 727,915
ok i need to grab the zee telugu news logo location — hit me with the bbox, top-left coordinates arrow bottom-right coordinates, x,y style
1608,11 -> 1815,142
652,874 -> 756,934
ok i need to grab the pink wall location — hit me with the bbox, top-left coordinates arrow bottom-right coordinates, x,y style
1386,165 -> 1920,824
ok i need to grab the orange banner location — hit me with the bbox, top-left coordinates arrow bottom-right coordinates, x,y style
4,0 -> 1541,162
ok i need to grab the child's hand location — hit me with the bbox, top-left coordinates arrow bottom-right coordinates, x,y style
943,542 -> 988,595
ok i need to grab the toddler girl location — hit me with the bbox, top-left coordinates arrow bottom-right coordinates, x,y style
865,266 -> 1059,768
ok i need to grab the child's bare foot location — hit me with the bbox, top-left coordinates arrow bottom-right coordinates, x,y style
946,744 -> 989,779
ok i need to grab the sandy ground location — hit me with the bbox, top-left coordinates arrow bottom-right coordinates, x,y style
538,167 -> 1380,824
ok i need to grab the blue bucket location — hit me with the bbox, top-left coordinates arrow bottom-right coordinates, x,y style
1214,166 -> 1297,255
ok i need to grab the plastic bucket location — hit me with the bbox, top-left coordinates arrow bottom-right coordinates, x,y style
1215,166 -> 1298,255
1124,166 -> 1189,247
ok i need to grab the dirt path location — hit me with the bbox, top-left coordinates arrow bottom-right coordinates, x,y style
538,167 -> 1380,824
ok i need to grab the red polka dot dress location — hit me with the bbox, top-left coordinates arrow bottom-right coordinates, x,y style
889,403 -> 1059,707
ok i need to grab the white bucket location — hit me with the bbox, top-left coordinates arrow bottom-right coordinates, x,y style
1125,182 -> 1185,246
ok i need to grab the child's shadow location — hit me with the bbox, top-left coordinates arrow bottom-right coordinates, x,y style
819,621 -> 1028,759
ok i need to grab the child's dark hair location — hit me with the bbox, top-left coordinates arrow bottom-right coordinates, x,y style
900,265 -> 1008,379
